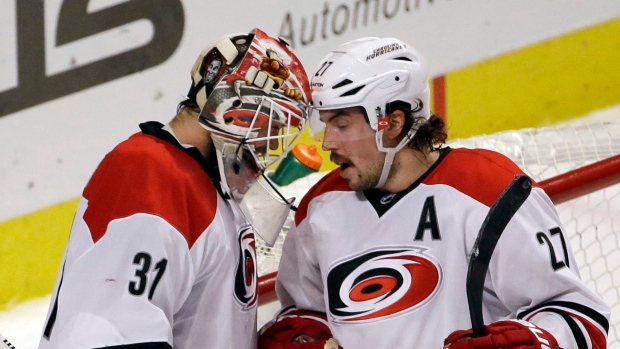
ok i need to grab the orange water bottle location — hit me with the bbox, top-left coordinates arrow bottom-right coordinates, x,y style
269,143 -> 323,186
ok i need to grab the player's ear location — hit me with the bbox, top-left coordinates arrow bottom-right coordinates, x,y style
384,109 -> 406,141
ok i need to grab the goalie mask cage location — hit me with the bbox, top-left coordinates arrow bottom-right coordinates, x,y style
255,115 -> 620,346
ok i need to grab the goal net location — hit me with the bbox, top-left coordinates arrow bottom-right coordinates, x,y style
255,114 -> 620,344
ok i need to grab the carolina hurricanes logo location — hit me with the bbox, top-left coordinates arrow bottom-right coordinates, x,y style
234,226 -> 258,309
327,247 -> 442,323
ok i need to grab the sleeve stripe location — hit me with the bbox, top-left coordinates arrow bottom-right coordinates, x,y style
517,300 -> 609,333
540,309 -> 589,349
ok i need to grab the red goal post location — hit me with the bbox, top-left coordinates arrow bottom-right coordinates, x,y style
541,155 -> 620,205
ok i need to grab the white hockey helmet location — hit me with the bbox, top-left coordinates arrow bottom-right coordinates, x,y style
311,36 -> 430,131
310,37 -> 430,188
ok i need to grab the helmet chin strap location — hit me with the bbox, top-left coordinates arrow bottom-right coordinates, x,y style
374,128 -> 414,189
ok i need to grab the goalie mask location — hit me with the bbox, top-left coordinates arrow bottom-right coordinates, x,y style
188,28 -> 311,245
309,37 -> 430,188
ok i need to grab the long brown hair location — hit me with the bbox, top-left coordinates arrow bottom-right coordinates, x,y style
407,114 -> 447,151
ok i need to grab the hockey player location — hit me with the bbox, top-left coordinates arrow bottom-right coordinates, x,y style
258,37 -> 610,349
38,28 -> 311,349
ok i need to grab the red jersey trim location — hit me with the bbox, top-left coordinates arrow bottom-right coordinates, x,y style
570,312 -> 608,349
295,169 -> 351,226
423,148 -> 534,207
83,133 -> 218,248
526,309 -> 607,349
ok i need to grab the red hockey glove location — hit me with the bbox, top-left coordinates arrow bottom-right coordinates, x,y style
444,320 -> 561,349
258,309 -> 341,349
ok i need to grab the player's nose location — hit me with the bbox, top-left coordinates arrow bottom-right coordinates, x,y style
321,128 -> 337,152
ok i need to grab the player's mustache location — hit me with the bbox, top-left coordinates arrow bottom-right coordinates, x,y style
330,153 -> 349,165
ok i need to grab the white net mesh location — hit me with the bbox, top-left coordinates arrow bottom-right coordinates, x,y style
561,185 -> 620,346
256,113 -> 620,345
449,116 -> 620,346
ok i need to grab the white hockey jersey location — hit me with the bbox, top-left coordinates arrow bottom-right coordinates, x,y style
275,147 -> 610,349
39,122 -> 258,349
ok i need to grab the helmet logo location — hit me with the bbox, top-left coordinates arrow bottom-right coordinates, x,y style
255,50 -> 288,89
200,48 -> 227,87
366,43 -> 403,61
204,56 -> 223,84
377,116 -> 390,131
244,49 -> 303,100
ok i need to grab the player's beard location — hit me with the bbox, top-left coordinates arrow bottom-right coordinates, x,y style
333,152 -> 388,191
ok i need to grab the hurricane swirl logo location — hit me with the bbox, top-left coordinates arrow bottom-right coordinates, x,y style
327,247 -> 442,323
234,226 -> 258,309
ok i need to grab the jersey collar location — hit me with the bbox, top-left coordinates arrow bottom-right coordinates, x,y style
364,147 -> 452,217
139,121 -> 227,199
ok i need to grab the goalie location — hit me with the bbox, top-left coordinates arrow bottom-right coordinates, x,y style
38,28 -> 311,349
258,37 -> 610,349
